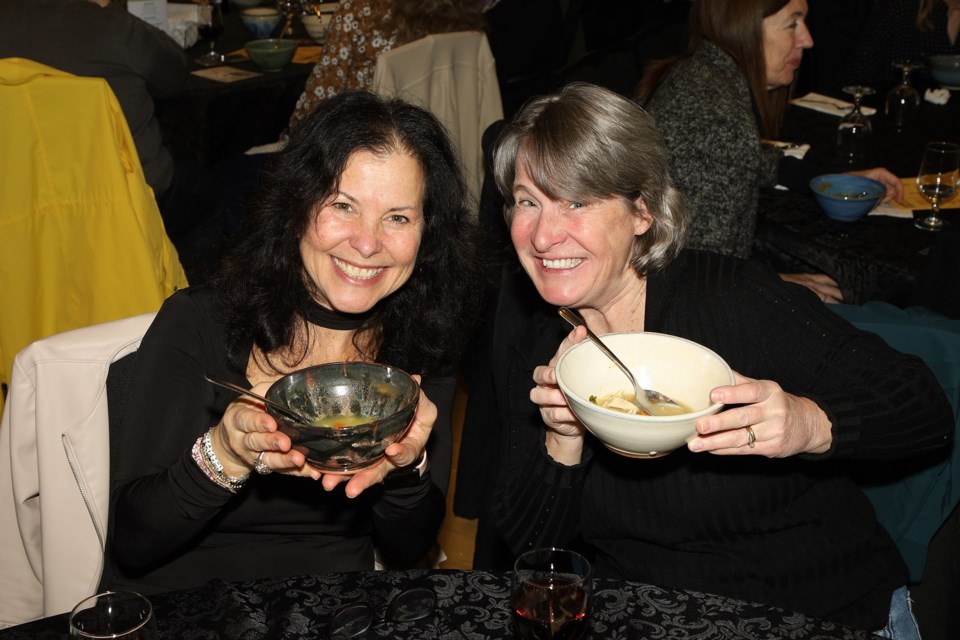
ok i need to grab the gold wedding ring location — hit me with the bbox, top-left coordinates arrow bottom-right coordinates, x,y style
745,426 -> 757,449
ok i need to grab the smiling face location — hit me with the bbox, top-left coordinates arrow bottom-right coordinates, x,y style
509,162 -> 652,314
300,149 -> 425,314
762,0 -> 813,89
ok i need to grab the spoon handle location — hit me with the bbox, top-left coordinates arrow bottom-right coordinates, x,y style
557,307 -> 637,387
204,374 -> 304,423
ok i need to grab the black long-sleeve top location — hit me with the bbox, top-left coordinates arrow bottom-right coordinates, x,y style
106,288 -> 450,594
489,250 -> 953,630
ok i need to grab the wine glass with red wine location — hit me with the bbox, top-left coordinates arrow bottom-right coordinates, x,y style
511,547 -> 592,640
196,0 -> 224,67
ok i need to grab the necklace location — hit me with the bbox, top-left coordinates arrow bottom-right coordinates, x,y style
300,298 -> 377,330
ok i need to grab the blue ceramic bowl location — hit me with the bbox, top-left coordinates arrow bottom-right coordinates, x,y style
930,55 -> 960,88
244,38 -> 298,72
809,174 -> 885,222
240,8 -> 282,39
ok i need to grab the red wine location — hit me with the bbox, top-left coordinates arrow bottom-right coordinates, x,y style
198,22 -> 224,42
512,577 -> 589,640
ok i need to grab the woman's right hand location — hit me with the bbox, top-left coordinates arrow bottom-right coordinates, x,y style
212,382 -> 322,480
532,326 -> 589,465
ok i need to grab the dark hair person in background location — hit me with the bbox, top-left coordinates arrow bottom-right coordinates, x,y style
636,0 -> 904,304
843,0 -> 960,86
483,82 -> 952,634
103,91 -> 480,594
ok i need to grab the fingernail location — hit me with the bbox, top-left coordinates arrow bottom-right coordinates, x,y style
688,439 -> 703,452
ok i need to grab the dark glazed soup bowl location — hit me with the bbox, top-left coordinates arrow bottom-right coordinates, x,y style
265,362 -> 419,473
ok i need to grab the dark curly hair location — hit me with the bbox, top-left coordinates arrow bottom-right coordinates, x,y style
212,91 -> 480,376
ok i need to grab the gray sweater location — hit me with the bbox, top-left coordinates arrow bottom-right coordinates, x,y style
646,41 -> 781,259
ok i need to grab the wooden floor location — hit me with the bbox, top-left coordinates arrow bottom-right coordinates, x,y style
436,381 -> 478,570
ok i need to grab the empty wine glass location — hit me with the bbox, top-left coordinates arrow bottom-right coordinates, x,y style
196,0 -> 224,68
69,591 -> 157,640
885,62 -> 921,133
511,547 -> 592,640
837,85 -> 875,164
915,141 -> 960,231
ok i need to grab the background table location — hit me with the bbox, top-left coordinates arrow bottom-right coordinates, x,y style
156,2 -> 316,168
753,84 -> 960,314
0,570 -> 879,639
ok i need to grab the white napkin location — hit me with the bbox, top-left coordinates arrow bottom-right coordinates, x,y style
164,2 -> 199,49
792,92 -> 877,117
868,202 -> 913,219
924,88 -> 951,105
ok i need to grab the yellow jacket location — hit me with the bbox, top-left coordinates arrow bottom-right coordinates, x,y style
0,58 -> 187,410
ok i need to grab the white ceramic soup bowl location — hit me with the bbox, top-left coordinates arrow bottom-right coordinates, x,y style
555,332 -> 734,458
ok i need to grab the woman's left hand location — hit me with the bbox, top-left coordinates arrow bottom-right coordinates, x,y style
846,167 -> 904,205
687,371 -> 832,457
326,375 -> 436,497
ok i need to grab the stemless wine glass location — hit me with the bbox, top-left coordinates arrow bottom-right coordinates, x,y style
196,0 -> 224,67
837,85 -> 875,164
915,141 -> 960,231
69,591 -> 157,640
511,547 -> 592,640
885,62 -> 921,133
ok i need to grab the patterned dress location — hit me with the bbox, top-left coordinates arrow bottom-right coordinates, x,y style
287,0 -> 400,132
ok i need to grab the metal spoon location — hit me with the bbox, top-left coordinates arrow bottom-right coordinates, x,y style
204,374 -> 307,424
558,307 -> 683,415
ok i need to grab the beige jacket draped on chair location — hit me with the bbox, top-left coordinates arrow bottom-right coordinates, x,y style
371,31 -> 503,205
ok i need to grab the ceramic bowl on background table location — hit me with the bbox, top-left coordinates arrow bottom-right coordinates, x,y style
301,13 -> 333,43
264,362 -> 420,473
244,38 -> 298,72
240,7 -> 283,38
809,174 -> 885,221
930,54 -> 960,89
554,332 -> 733,458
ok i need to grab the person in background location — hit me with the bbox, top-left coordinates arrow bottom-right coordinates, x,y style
482,81 -> 953,636
636,0 -> 904,303
103,91 -> 480,594
0,0 -> 224,282
843,0 -> 960,86
287,0 -> 485,133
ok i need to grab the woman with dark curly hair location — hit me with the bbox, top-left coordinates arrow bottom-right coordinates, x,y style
104,91 -> 480,594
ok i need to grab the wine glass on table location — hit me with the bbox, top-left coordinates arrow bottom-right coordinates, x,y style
837,85 -> 875,164
196,0 -> 224,67
512,547 -> 592,640
885,61 -> 921,133
69,591 -> 157,640
915,141 -> 960,231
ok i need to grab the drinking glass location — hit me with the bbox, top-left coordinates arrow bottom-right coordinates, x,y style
196,0 -> 224,68
885,62 -> 921,133
69,591 -> 157,640
511,547 -> 592,640
276,0 -> 303,36
915,141 -> 960,231
837,85 -> 875,163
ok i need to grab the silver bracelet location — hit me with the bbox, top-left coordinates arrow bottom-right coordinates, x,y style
191,428 -> 249,493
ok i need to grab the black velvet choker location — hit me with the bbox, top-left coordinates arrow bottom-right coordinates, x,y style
301,299 -> 376,330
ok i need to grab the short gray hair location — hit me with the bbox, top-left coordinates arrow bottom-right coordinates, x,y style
492,82 -> 688,276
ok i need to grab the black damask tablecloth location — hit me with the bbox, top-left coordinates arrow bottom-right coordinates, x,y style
0,570 -> 879,639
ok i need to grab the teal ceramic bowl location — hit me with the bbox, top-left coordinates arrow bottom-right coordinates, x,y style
810,174 -> 885,222
244,38 -> 298,72
265,362 -> 420,473
240,9 -> 282,39
930,55 -> 960,88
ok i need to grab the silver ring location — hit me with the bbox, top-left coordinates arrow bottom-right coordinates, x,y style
253,451 -> 273,475
746,426 -> 757,449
